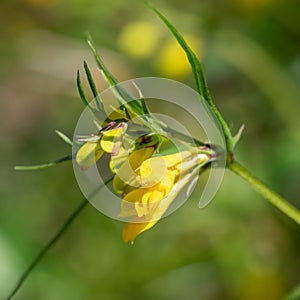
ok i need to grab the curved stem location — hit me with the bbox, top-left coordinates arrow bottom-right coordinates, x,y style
229,159 -> 300,226
6,178 -> 112,300
6,199 -> 88,300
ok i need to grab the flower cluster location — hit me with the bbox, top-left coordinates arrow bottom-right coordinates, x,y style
76,110 -> 213,243
70,49 -> 217,243
118,149 -> 211,243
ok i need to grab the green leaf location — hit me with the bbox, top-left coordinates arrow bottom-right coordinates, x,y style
83,61 -> 104,111
232,124 -> 245,149
77,69 -> 105,120
86,33 -> 119,87
146,1 -> 234,151
14,155 -> 73,171
55,130 -> 73,146
77,70 -> 91,107
145,1 -> 212,104
132,81 -> 149,115
85,33 -> 145,116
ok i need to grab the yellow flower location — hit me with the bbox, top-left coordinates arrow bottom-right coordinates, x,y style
156,35 -> 202,78
118,21 -> 161,59
75,141 -> 104,171
119,150 -> 210,243
76,121 -> 127,170
112,147 -> 156,194
111,133 -> 161,193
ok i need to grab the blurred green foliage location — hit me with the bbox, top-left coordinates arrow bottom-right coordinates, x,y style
1,0 -> 300,299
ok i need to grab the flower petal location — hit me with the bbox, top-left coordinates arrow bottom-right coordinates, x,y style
122,219 -> 158,244
112,147 -> 155,194
76,142 -> 104,170
158,171 -> 176,195
129,147 -> 156,170
139,152 -> 188,185
123,188 -> 149,217
100,127 -> 123,153
140,156 -> 167,185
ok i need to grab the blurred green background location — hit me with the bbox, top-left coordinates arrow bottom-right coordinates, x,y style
1,0 -> 300,299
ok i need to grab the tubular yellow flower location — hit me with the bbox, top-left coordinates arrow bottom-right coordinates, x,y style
76,141 -> 104,171
111,133 -> 161,193
100,126 -> 124,154
120,150 -> 210,243
76,121 -> 127,170
112,147 -> 156,194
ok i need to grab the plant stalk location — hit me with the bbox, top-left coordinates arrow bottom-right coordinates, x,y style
5,199 -> 88,300
6,178 -> 113,300
229,159 -> 300,226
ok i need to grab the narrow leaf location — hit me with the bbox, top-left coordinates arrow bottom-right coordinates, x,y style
132,81 -> 149,114
77,70 -> 104,120
146,1 -> 212,104
146,2 -> 234,151
83,61 -> 104,111
232,124 -> 245,149
55,130 -> 73,146
86,33 -> 145,116
77,70 -> 90,107
86,33 -> 119,87
15,155 -> 73,171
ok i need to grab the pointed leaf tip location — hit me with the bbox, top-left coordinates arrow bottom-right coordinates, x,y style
232,124 -> 245,149
55,130 -> 73,146
77,70 -> 90,107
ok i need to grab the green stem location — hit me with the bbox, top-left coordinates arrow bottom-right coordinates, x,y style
14,155 -> 73,171
5,199 -> 89,300
6,178 -> 113,300
229,159 -> 300,226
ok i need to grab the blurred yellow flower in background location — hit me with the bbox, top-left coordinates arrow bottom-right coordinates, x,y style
156,35 -> 202,78
118,20 -> 202,79
118,21 -> 161,59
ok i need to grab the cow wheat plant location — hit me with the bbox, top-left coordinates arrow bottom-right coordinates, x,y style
7,2 -> 300,300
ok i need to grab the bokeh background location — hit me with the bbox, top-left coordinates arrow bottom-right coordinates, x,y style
1,0 -> 300,299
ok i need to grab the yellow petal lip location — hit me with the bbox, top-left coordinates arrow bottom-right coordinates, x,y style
102,126 -> 124,137
122,219 -> 158,244
139,151 -> 189,186
128,147 -> 156,171
100,136 -> 116,153
76,142 -> 104,170
123,188 -> 146,203
100,124 -> 126,153
123,188 -> 150,217
112,147 -> 156,193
